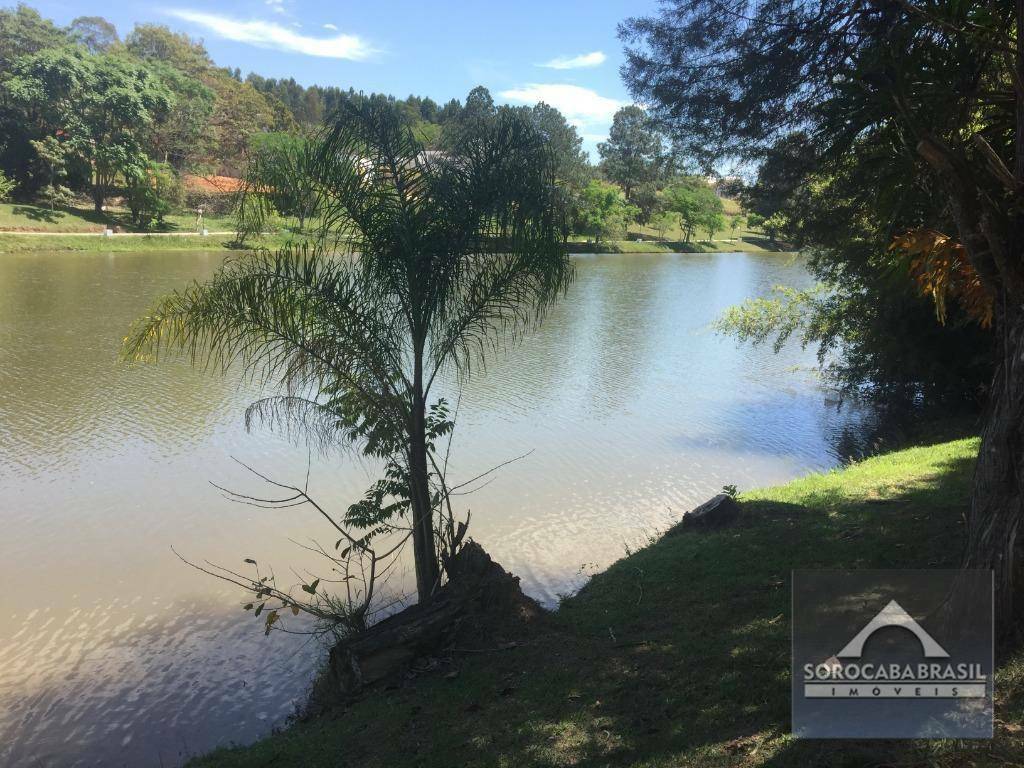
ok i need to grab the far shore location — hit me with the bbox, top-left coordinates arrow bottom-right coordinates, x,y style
0,202 -> 796,255
0,230 -> 796,256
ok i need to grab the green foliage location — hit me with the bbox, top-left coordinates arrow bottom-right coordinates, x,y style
598,105 -> 663,199
660,178 -> 723,242
0,7 -> 597,230
0,5 -> 68,71
2,44 -> 174,207
649,210 -> 675,240
574,179 -> 638,242
526,101 -> 590,189
126,99 -> 573,602
144,59 -> 214,170
69,16 -> 119,53
36,182 -> 72,210
0,170 -> 14,201
716,146 -> 994,406
629,181 -> 662,224
203,71 -> 286,176
703,210 -> 725,240
124,23 -> 210,74
239,132 -> 325,234
124,161 -> 181,226
621,0 -> 1003,410
715,285 -> 826,353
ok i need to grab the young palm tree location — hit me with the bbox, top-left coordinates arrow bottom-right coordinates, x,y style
123,98 -> 573,604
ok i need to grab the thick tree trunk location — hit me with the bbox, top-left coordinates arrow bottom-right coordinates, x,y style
408,380 -> 440,605
966,308 -> 1024,637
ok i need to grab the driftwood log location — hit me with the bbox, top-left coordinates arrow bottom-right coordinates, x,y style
323,541 -> 540,700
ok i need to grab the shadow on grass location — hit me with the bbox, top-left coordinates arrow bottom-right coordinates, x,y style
12,204 -> 66,224
190,442 -> 1023,768
740,235 -> 792,252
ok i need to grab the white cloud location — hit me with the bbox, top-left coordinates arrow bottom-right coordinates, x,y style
538,51 -> 606,70
165,9 -> 375,60
500,83 -> 624,126
323,23 -> 338,31
265,0 -> 286,14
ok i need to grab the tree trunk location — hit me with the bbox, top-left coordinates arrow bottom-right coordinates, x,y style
966,307 -> 1024,638
408,378 -> 440,605
93,180 -> 105,213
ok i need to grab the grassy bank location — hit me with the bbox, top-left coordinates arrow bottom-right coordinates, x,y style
190,436 -> 1024,768
0,232 -> 243,253
0,201 -> 790,256
565,234 -> 792,254
0,231 -> 297,254
0,201 -> 248,253
1,231 -> 787,256
0,201 -> 236,233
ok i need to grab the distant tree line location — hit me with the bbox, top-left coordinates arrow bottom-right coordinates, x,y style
0,4 -> 738,237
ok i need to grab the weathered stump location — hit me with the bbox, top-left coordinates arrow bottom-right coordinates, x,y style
678,493 -> 740,531
323,541 -> 540,701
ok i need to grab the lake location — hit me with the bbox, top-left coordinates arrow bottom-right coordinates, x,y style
0,249 -> 865,766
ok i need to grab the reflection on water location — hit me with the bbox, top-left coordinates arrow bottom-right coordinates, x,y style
0,250 -> 864,766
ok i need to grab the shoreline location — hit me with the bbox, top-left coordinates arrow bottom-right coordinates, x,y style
0,231 -> 795,256
188,431 -> 1024,768
0,232 -> 294,253
564,237 -> 795,255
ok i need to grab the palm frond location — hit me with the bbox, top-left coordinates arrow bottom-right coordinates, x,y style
123,242 -> 410,423
244,396 -> 353,454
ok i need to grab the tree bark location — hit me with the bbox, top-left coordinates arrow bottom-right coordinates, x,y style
93,178 -> 105,213
966,306 -> 1024,637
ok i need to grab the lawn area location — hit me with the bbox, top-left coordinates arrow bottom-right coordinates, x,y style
0,231 -> 296,253
0,199 -> 785,256
189,435 -> 1024,768
0,201 -> 236,233
0,232 -> 245,253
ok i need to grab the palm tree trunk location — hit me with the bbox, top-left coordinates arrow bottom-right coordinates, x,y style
408,368 -> 440,604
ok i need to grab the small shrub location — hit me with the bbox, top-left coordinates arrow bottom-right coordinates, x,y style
0,171 -> 15,202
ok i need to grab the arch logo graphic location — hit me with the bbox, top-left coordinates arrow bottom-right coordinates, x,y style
792,570 -> 992,738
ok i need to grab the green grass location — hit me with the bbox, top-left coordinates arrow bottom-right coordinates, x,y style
720,197 -> 744,217
0,201 -> 786,256
0,231 -> 294,254
566,231 -> 789,254
0,201 -> 259,252
190,435 -> 1024,768
0,232 -> 240,253
0,201 -> 237,233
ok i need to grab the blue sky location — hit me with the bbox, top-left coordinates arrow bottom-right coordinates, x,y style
31,0 -> 659,158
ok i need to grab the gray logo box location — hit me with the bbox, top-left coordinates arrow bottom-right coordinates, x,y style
792,569 -> 993,738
